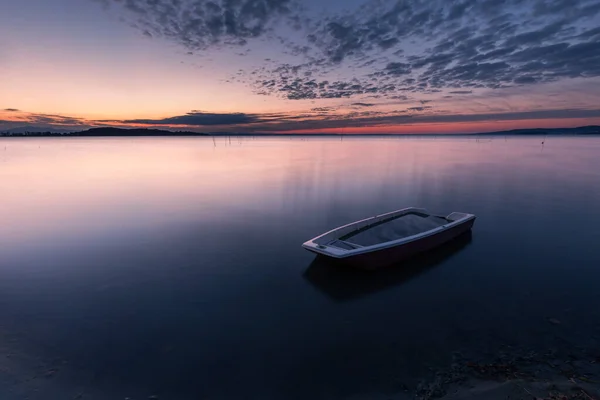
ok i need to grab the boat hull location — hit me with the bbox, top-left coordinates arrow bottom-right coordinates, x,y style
308,217 -> 475,270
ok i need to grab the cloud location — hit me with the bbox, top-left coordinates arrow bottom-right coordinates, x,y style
310,107 -> 335,112
384,62 -> 412,76
122,111 -> 276,126
26,113 -> 89,126
0,110 -> 95,133
0,110 -> 90,126
219,107 -> 600,132
4,107 -> 600,134
351,102 -> 375,107
251,0 -> 600,99
307,0 -> 600,64
257,108 -> 600,132
97,0 -> 297,51
252,72 -> 397,100
98,0 -> 600,102
578,26 -> 600,39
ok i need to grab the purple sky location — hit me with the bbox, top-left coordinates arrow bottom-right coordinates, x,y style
2,0 -> 600,133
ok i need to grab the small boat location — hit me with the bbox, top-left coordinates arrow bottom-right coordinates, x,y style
302,207 -> 476,270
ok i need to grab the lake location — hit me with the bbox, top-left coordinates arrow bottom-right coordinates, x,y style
1,136 -> 600,400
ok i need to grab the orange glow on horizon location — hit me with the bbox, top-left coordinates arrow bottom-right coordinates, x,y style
2,108 -> 600,135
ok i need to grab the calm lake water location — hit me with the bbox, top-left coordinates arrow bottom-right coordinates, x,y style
1,136 -> 600,399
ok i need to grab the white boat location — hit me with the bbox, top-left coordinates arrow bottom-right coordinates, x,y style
302,207 -> 476,270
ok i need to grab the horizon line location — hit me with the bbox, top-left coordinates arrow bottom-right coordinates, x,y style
2,124 -> 600,137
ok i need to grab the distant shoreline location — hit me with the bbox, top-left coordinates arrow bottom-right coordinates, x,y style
1,126 -> 599,137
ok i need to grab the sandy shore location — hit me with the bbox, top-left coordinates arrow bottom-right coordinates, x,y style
413,345 -> 600,400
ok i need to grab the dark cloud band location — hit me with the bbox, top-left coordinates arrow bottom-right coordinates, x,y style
4,107 -> 600,133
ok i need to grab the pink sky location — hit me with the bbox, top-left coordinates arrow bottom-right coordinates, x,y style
2,0 -> 600,134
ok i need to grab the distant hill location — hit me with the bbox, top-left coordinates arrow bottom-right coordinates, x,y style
76,127 -> 208,136
0,127 -> 206,137
1,125 -> 599,137
2,126 -> 81,134
478,125 -> 600,136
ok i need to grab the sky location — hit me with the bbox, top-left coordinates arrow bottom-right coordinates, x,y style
2,0 -> 600,134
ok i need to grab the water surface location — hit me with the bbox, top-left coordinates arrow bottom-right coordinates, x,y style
1,136 -> 600,399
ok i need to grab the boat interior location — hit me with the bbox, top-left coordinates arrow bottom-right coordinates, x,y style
313,209 -> 469,251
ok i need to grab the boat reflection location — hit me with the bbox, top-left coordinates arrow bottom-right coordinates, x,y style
303,231 -> 472,301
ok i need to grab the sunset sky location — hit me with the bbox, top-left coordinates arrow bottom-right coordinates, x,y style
2,0 -> 600,134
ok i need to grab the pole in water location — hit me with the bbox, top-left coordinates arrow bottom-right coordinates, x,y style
541,134 -> 547,151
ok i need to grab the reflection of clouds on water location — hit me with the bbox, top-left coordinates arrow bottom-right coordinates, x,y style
1,136 -> 600,399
